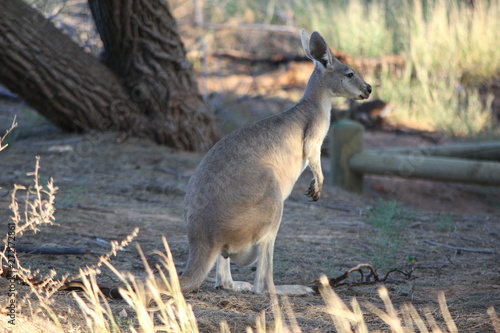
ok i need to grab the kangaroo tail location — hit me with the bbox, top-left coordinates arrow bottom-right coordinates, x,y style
180,245 -> 219,292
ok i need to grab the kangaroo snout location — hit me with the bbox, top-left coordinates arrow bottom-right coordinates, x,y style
359,84 -> 372,100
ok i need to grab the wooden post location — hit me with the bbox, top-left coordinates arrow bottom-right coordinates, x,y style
330,120 -> 364,193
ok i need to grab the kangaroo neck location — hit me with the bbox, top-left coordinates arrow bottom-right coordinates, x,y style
299,66 -> 332,120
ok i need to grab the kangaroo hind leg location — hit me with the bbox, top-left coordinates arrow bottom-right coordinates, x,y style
215,244 -> 258,291
251,201 -> 314,295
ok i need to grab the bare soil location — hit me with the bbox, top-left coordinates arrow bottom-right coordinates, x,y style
0,62 -> 499,332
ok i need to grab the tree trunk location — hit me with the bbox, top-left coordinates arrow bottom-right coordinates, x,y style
0,0 -> 218,151
88,0 -> 219,150
0,1 -> 139,133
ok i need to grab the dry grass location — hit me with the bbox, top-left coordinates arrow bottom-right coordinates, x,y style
27,0 -> 500,138
0,150 -> 498,332
1,115 -> 499,332
176,0 -> 500,137
5,235 -> 500,332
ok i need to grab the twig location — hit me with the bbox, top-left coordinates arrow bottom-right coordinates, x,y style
381,269 -> 414,281
0,116 -> 18,151
311,263 -> 379,293
317,203 -> 355,213
68,235 -> 113,249
0,266 -> 123,299
0,246 -> 89,255
423,240 -> 495,254
311,264 -> 416,293
59,281 -> 123,299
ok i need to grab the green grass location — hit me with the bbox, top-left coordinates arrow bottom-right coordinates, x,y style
57,185 -> 86,209
363,200 -> 413,271
433,212 -> 454,233
204,0 -> 500,75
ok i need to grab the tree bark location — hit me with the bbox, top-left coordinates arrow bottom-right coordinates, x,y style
0,0 -> 138,133
88,0 -> 219,149
0,0 -> 219,151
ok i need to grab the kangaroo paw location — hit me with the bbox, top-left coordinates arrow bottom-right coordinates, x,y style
305,179 -> 321,201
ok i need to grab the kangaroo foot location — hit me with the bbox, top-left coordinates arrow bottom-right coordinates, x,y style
216,281 -> 254,292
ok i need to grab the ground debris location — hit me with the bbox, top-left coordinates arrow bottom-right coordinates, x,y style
311,263 -> 416,293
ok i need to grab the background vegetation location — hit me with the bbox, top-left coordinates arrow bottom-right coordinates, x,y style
191,0 -> 500,136
28,0 -> 500,137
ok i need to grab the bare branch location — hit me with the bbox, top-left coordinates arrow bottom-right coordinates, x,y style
0,116 -> 18,151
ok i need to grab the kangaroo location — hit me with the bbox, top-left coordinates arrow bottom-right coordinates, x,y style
180,30 -> 371,295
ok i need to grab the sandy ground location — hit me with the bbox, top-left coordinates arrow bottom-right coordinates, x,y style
0,89 -> 499,332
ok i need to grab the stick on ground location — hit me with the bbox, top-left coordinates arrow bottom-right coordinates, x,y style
1,246 -> 89,255
423,240 -> 495,254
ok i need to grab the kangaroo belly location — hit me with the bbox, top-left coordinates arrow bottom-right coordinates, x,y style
262,137 -> 307,200
272,159 -> 307,199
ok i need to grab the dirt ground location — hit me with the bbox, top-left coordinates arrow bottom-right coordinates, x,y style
0,62 -> 499,332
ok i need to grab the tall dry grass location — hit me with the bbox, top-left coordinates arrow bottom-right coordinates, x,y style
72,238 -> 199,333
295,0 -> 499,136
62,239 -> 500,333
29,0 -> 500,136
185,0 -> 500,137
2,184 -> 499,333
2,124 -> 499,331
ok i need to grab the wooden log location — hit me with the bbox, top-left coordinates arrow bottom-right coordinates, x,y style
330,120 -> 364,193
349,152 -> 500,185
368,141 -> 500,161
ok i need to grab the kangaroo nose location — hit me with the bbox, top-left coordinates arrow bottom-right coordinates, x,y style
367,84 -> 372,94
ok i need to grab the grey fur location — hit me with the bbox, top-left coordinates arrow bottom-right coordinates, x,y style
180,30 -> 371,294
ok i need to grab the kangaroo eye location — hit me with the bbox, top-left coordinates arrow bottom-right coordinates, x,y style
346,73 -> 354,78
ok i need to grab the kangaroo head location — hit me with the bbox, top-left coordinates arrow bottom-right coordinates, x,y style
301,30 -> 371,100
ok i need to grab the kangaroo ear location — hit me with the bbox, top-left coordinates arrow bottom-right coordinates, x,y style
308,31 -> 334,69
300,29 -> 313,60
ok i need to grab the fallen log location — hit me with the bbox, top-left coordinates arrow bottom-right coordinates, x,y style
369,141 -> 500,161
349,152 -> 500,186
